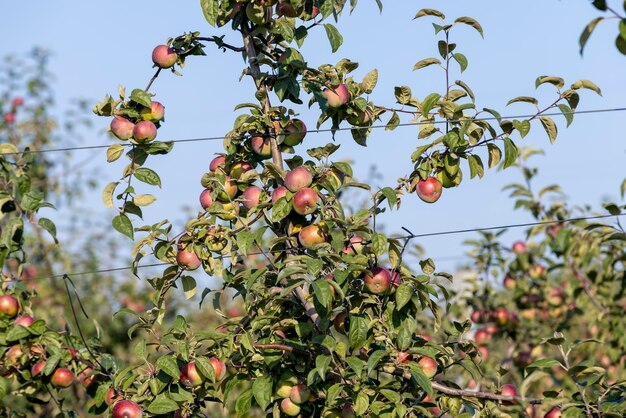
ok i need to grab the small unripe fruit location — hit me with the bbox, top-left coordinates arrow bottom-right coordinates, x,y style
209,155 -> 226,172
416,177 -> 442,203
272,186 -> 288,203
283,119 -> 307,146
199,189 -> 213,210
280,398 -> 301,416
112,399 -> 143,418
363,267 -> 391,295
216,176 -> 239,202
110,116 -> 135,140
51,367 -> 74,388
242,186 -> 262,210
298,224 -> 327,249
417,356 -> 437,378
293,187 -> 319,215
289,383 -> 311,404
0,294 -> 19,318
285,166 -> 313,192
152,45 -> 177,69
15,315 -> 34,327
230,161 -> 254,180
176,249 -> 201,270
324,84 -> 350,108
132,120 -> 157,143
180,362 -> 203,387
250,136 -> 272,159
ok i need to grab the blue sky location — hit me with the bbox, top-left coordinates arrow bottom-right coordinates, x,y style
2,1 -> 624,278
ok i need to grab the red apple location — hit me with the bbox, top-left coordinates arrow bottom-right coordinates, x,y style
342,235 -> 364,255
176,249 -> 201,270
503,275 -> 516,290
180,362 -> 203,387
6,345 -> 24,366
280,398 -> 301,416
230,161 -> 253,180
277,1 -> 300,17
470,310 -> 485,323
4,113 -> 15,124
250,135 -> 272,159
416,177 -> 442,203
11,97 -> 23,107
284,166 -> 313,192
31,361 -> 45,377
289,383 -> 311,404
417,356 -> 437,378
283,119 -> 307,146
293,187 -> 319,215
512,241 -> 527,254
547,288 -> 564,306
298,224 -> 327,249
501,384 -> 518,404
494,307 -> 509,326
276,374 -> 298,398
324,84 -> 350,108
0,294 -> 19,318
199,189 -> 213,210
132,120 -> 157,143
209,357 -> 226,380
152,45 -> 177,69
272,186 -> 289,203
51,367 -> 74,388
146,101 -> 165,122
242,185 -> 262,210
474,329 -> 490,345
112,399 -> 143,418
105,387 -> 121,406
544,406 -> 561,418
363,267 -> 391,295
397,351 -> 411,365
209,155 -> 226,172
110,116 -> 135,140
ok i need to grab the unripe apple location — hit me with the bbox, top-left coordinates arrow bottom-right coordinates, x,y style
209,357 -> 227,380
293,187 -> 319,215
205,226 -> 228,252
0,294 -> 19,318
176,249 -> 201,270
503,275 -> 516,290
283,119 -> 307,146
544,406 -> 562,418
31,361 -> 46,377
250,135 -> 272,159
342,235 -> 364,255
215,201 -> 239,221
146,101 -> 165,122
242,185 -> 262,210
216,176 -> 239,202
209,155 -> 226,172
363,267 -> 391,295
110,116 -> 135,140
132,120 -> 157,143
529,264 -> 545,279
199,189 -> 213,210
298,224 -> 327,249
416,177 -> 442,203
324,84 -> 350,108
272,186 -> 288,203
512,241 -> 527,254
280,398 -> 301,416
285,166 -> 313,192
152,45 -> 177,69
180,362 -> 203,387
112,399 -> 143,418
51,367 -> 74,388
289,383 -> 311,404
417,356 -> 437,378
230,161 -> 254,180
11,97 -> 24,107
6,344 -> 24,366
276,374 -> 298,398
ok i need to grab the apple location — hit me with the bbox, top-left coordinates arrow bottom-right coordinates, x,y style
272,186 -> 289,203
11,97 -> 23,107
547,288 -> 564,306
209,357 -> 227,380
283,119 -> 307,146
276,373 -> 298,398
250,135 -> 272,159
15,317 -> 34,329
280,398 -> 301,416
341,404 -> 356,418
0,294 -> 19,318
277,1 -> 301,17
347,108 -> 372,126
333,311 -> 347,334
152,45 -> 177,69
176,248 -> 201,270
389,269 -> 401,286
112,400 -> 143,418
342,235 -> 364,255
416,177 -> 442,203
529,264 -> 545,279
470,310 -> 486,323
324,84 -> 350,108
105,387 -> 121,406
493,307 -> 509,326
205,226 -> 228,252
503,275 -> 516,290
417,356 -> 437,378
216,176 -> 239,202
6,344 -> 24,366
110,116 -> 135,140
199,189 -> 213,210
289,383 -> 311,404
512,241 -> 527,254
284,166 -> 313,192
478,345 -> 489,360
293,187 -> 319,215
180,362 -> 203,387
363,267 -> 391,295
209,155 -> 226,172
474,329 -> 490,345
230,161 -> 253,180
146,101 -> 165,122
215,201 -> 239,221
544,406 -> 562,418
31,361 -> 46,377
397,351 -> 411,365
4,113 -> 15,124
298,224 -> 327,249
132,120 -> 157,143
242,185 -> 262,210
51,367 -> 74,388
501,384 -> 517,405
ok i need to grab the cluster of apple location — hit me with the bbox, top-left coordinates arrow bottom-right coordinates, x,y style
241,0 -> 321,25
2,96 -> 23,125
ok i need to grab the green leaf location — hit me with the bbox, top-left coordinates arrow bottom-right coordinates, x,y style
571,79 -> 602,96
316,354 -> 332,381
156,355 -> 180,380
512,120 -> 531,138
526,358 -> 562,369
271,197 -> 292,222
130,89 -> 152,108
414,9 -> 445,20
452,53 -> 468,72
133,194 -> 156,207
454,16 -> 484,38
361,69 -> 378,94
181,275 -> 197,299
455,80 -> 475,102
102,182 -> 118,208
616,32 -> 626,54
236,389 -> 253,417
134,167 -> 162,187
557,104 -> 574,127
106,143 -> 125,162
112,214 -> 134,239
535,76 -> 564,89
395,284 -> 413,310
354,392 -> 370,416
38,218 -> 57,242
371,233 -> 387,256
236,231 -> 255,256
252,374 -> 272,411
367,350 -> 387,375
506,96 -> 538,106
147,394 -> 179,414
195,357 -> 216,382
394,86 -> 412,105
413,58 -> 441,71
419,258 -> 435,274
312,279 -> 333,311
539,116 -> 558,144
467,154 -> 484,179
422,93 -> 441,117
385,112 -> 400,131
200,0 -> 219,26
275,19 -> 295,43
503,137 -> 519,168
408,364 -> 433,397
579,17 -> 604,55
592,0 -> 607,10
348,315 -> 369,351
380,187 -> 397,209
324,24 -> 343,52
